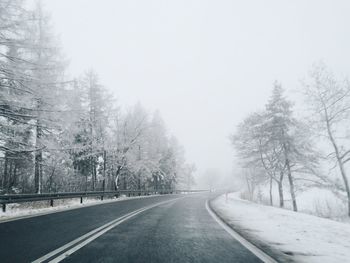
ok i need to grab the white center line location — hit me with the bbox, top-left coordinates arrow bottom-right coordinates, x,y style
32,198 -> 181,263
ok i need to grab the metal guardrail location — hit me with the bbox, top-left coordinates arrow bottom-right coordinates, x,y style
0,189 -> 207,212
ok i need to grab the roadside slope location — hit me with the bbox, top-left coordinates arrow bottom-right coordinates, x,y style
210,193 -> 350,263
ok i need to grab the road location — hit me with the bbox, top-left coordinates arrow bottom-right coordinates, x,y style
0,193 -> 263,263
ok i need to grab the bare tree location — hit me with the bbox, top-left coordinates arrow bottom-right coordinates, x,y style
303,63 -> 350,217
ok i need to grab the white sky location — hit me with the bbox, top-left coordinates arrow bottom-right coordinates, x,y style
44,0 -> 350,178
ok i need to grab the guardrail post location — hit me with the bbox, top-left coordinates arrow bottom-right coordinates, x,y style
2,203 -> 6,213
80,196 -> 83,204
101,195 -> 104,201
50,199 -> 54,207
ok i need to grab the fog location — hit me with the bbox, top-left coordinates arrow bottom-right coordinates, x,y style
44,0 -> 350,187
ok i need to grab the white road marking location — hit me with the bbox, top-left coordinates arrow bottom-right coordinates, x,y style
32,198 -> 181,263
32,207 -> 144,263
205,200 -> 278,263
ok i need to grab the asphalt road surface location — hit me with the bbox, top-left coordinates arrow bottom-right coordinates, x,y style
0,193 -> 263,263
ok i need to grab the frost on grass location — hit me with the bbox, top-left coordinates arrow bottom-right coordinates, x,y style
211,193 -> 350,263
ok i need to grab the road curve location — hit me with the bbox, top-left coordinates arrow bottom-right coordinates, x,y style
0,193 -> 263,263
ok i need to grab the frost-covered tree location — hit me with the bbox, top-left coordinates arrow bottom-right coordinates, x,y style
232,82 -> 317,211
0,0 -> 67,193
0,0 -> 32,193
232,111 -> 284,206
0,1 -> 192,194
80,70 -> 111,190
25,1 -> 66,193
265,83 -> 299,211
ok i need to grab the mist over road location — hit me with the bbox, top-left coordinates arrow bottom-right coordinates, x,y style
0,193 -> 262,263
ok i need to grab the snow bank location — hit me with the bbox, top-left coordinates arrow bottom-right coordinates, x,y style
211,193 -> 350,263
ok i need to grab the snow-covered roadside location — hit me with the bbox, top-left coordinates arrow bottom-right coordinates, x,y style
0,194 -> 159,222
211,193 -> 350,263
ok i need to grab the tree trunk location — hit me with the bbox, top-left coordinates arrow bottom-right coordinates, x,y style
34,119 -> 42,194
336,158 -> 350,217
85,173 -> 88,192
48,165 -> 56,193
8,163 -> 17,191
114,174 -> 119,191
138,174 -> 141,191
34,150 -> 42,194
2,155 -> 8,190
137,145 -> 141,191
245,175 -> 252,200
324,107 -> 350,217
154,174 -> 158,191
103,150 -> 106,191
34,10 -> 44,195
276,169 -> 285,207
286,158 -> 297,211
278,181 -> 284,208
123,175 -> 127,190
269,175 -> 273,206
114,166 -> 121,191
90,156 -> 95,191
7,160 -> 13,191
12,165 -> 17,189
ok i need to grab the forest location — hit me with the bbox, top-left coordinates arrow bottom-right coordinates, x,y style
0,0 -> 195,194
232,64 -> 350,217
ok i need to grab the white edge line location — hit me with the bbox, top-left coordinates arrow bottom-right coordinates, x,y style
32,197 -> 181,263
205,200 -> 278,263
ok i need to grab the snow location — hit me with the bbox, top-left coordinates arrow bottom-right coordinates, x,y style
297,188 -> 348,222
245,184 -> 349,222
211,192 -> 350,263
0,195 -> 158,222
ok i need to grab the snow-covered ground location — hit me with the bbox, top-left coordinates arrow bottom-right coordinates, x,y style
297,188 -> 348,222
0,195 -> 158,222
243,185 -> 349,223
211,193 -> 350,263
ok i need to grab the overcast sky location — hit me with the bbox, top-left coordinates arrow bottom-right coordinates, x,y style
44,0 -> 350,179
